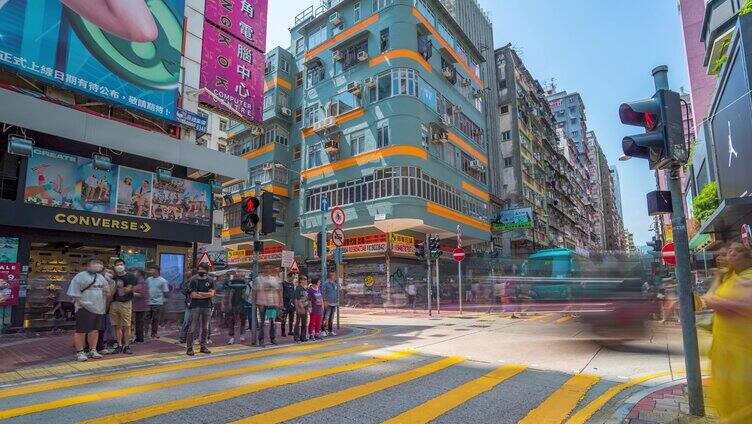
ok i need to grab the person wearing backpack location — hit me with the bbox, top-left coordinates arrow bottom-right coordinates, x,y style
293,275 -> 310,342
67,258 -> 110,362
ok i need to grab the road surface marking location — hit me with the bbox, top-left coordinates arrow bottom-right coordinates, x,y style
555,316 -> 574,324
527,313 -> 556,321
519,374 -> 600,424
0,345 -> 371,420
0,340 -> 342,400
81,350 -> 417,424
566,371 -> 674,424
382,364 -> 526,424
234,356 -> 466,424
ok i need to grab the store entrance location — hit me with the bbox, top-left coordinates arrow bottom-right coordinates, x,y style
26,242 -> 118,329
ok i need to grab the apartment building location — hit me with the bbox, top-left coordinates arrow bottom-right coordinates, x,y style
222,0 -> 492,294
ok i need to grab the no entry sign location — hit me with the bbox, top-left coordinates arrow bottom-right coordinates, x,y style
662,242 -> 676,266
453,247 -> 465,262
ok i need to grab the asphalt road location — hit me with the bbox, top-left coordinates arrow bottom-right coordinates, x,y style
0,312 -> 696,424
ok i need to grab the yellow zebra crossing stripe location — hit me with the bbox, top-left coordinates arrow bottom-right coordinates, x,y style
233,356 -> 466,424
0,340 -> 341,400
527,313 -> 557,321
0,344 -> 370,420
519,374 -> 600,424
383,364 -> 527,424
80,350 -> 416,424
555,315 -> 575,324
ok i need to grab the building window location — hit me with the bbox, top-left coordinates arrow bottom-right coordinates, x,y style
293,144 -> 301,160
293,182 -> 301,196
377,70 -> 392,101
571,130 -> 579,137
391,68 -> 417,97
377,124 -> 389,148
263,92 -> 274,110
294,107 -> 302,123
304,104 -> 320,127
219,118 -> 228,132
350,130 -> 367,155
354,2 -> 360,20
295,72 -> 303,87
372,0 -> 392,12
306,64 -> 325,88
334,39 -> 368,74
504,157 -> 513,167
280,58 -> 290,74
380,29 -> 389,53
501,131 -> 511,141
308,144 -> 322,168
500,105 -> 509,115
328,90 -> 360,116
278,92 -> 290,109
308,25 -> 327,49
295,38 -> 305,56
265,54 -> 276,74
570,117 -> 577,124
264,125 -> 289,146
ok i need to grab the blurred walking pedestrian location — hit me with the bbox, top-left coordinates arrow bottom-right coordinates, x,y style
132,270 -> 149,343
224,271 -> 249,344
252,264 -> 283,347
280,272 -> 296,337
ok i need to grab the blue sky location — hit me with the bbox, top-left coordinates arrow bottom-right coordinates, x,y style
265,1 -> 690,246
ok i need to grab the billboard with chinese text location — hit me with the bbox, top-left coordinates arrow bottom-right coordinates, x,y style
0,0 -> 184,120
24,147 -> 212,226
204,0 -> 268,53
199,21 -> 264,124
491,208 -> 534,234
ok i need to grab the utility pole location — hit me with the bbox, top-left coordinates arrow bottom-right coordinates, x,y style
320,196 -> 329,281
426,233 -> 432,316
250,181 -> 260,346
435,254 -> 440,315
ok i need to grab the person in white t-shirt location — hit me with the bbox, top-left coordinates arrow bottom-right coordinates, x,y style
145,265 -> 170,338
67,258 -> 110,362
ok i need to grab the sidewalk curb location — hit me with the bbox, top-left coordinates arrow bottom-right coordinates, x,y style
604,377 -> 687,424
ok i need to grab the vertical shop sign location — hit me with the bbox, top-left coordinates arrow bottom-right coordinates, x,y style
204,0 -> 268,53
0,263 -> 21,307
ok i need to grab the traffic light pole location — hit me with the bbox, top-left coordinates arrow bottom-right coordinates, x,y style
652,66 -> 704,417
669,168 -> 705,416
426,234 -> 432,316
435,258 -> 440,315
250,181 -> 260,346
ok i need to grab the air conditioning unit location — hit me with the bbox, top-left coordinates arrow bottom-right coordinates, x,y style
469,160 -> 485,171
473,89 -> 484,99
431,131 -> 448,144
333,50 -> 344,61
365,77 -> 376,89
324,138 -> 340,153
357,51 -> 369,62
280,107 -> 292,116
323,116 -> 336,128
442,66 -> 455,78
347,81 -> 362,96
441,114 -> 451,126
329,11 -> 343,26
263,163 -> 275,171
461,77 -> 471,87
251,126 -> 264,136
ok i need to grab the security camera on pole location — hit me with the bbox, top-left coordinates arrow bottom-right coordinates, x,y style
618,66 -> 703,416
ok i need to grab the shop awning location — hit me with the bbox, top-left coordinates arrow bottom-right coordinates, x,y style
698,196 -> 752,240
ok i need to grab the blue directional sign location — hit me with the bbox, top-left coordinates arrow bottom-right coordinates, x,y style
321,196 -> 330,212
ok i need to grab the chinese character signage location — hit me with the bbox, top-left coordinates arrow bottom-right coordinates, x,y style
25,147 -> 212,226
199,21 -> 264,123
204,0 -> 268,54
0,263 -> 21,307
0,0 -> 185,121
491,207 -> 534,234
175,108 -> 209,133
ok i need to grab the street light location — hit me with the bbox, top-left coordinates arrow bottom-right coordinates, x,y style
618,154 -> 632,162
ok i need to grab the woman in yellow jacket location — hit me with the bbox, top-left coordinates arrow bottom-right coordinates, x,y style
704,242 -> 752,423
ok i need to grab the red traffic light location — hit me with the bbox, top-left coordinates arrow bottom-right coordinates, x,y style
243,197 -> 259,213
619,99 -> 660,130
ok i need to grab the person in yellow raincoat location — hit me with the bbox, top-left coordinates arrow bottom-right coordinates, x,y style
704,242 -> 752,422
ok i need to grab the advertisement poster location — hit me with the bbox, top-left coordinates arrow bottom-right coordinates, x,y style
116,166 -> 154,218
492,207 -> 534,233
0,238 -> 18,263
121,251 -> 147,270
160,253 -> 185,290
24,148 -> 80,209
0,0 -> 185,120
25,147 -> 212,226
152,178 -> 212,226
77,160 -> 117,214
0,263 -> 21,307
204,0 -> 268,54
199,21 -> 264,124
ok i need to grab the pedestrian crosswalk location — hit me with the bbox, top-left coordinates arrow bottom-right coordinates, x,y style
0,331 -> 671,424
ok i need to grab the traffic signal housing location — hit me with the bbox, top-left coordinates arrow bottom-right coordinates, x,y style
415,241 -> 425,259
240,196 -> 260,234
428,234 -> 441,259
619,88 -> 686,170
260,191 -> 284,235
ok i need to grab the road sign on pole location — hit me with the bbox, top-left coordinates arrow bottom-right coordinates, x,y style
453,247 -> 465,262
281,250 -> 294,268
332,228 -> 345,247
197,252 -> 213,268
331,207 -> 346,227
289,259 -> 299,274
662,242 -> 676,266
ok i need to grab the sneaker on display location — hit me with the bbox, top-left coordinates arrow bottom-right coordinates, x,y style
228,337 -> 235,345
87,350 -> 103,359
76,351 -> 88,362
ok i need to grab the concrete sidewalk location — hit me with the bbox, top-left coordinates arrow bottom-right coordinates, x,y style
607,379 -> 717,423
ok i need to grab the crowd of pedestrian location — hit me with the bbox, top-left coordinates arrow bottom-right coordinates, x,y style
67,257 -> 342,361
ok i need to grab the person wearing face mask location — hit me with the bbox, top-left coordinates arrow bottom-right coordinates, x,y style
108,258 -> 136,354
67,258 -> 110,362
185,264 -> 215,355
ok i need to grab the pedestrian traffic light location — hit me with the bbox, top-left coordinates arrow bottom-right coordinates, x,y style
240,196 -> 260,234
415,241 -> 425,259
316,232 -> 325,254
260,191 -> 284,235
619,66 -> 686,170
428,234 -> 441,259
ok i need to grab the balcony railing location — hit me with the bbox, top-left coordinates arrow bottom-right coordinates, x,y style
295,0 -> 345,26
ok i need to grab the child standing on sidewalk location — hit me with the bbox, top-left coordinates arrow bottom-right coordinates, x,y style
307,278 -> 324,341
